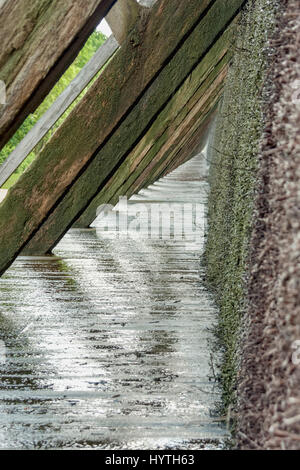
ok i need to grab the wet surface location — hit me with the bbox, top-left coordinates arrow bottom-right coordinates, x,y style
0,154 -> 228,449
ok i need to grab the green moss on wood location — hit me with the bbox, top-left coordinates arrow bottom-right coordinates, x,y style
0,0 -> 245,272
24,0 -> 243,254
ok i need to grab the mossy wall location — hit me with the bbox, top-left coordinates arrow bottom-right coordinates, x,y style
204,0 -> 279,411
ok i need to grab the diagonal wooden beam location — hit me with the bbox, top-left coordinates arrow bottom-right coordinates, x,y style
23,2 -> 241,251
0,36 -> 119,188
86,106 -> 218,228
0,0 -> 117,151
0,0 -> 246,275
23,0 -> 242,253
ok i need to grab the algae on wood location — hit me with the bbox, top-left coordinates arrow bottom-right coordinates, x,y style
0,0 -> 116,150
0,0 -> 245,274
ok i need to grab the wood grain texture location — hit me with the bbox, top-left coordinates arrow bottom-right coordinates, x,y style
23,0 -> 241,254
0,0 -> 117,150
74,26 -> 234,228
0,0 -> 245,273
0,36 -> 119,188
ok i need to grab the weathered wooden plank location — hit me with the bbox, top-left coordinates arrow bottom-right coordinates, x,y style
23,16 -> 236,251
23,1 -> 241,254
93,105 -> 219,225
0,0 -> 246,274
74,26 -> 234,228
0,36 -> 119,188
123,79 -> 224,200
147,103 -> 219,183
0,0 -> 117,151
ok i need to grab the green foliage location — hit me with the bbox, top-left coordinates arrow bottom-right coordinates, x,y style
0,31 -> 106,188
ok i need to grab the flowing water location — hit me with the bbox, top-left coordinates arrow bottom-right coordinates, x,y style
0,154 -> 228,450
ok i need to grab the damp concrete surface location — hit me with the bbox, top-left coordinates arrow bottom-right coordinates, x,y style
0,153 -> 228,449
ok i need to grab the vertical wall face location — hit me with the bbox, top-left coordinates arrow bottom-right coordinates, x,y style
205,0 -> 278,413
205,0 -> 262,405
205,0 -> 300,451
0,0 -> 116,150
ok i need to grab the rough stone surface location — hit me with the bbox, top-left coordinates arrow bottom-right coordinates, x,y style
0,154 -> 227,450
204,0 -> 300,450
236,0 -> 300,450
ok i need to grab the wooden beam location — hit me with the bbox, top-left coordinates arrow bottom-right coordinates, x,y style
94,106 -> 219,226
0,189 -> 7,203
0,36 -> 119,188
0,0 -> 246,274
117,81 -> 223,203
23,2 -> 240,253
73,27 -> 233,228
0,0 -> 117,151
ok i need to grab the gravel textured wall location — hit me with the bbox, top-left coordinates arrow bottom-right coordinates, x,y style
205,0 -> 300,449
236,0 -> 300,450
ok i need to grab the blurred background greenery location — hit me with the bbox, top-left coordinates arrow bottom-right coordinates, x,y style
0,30 -> 106,189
